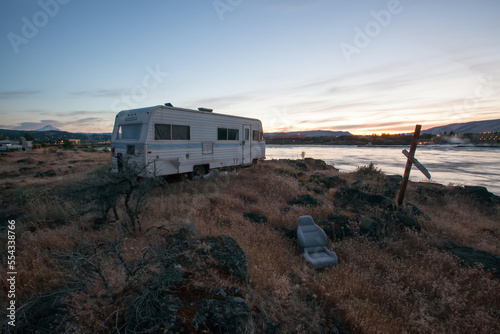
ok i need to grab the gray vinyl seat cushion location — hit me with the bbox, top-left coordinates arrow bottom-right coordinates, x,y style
297,216 -> 338,268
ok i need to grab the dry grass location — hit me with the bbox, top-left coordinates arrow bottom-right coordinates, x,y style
308,235 -> 500,334
1,152 -> 499,333
412,192 -> 500,255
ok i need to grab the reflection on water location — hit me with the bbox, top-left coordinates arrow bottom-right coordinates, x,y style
266,145 -> 500,195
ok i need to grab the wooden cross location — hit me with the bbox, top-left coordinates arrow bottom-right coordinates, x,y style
397,124 -> 431,205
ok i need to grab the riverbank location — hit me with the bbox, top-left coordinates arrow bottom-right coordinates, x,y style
267,144 -> 500,196
1,150 -> 499,333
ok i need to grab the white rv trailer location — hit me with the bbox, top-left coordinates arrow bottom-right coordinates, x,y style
110,104 -> 266,178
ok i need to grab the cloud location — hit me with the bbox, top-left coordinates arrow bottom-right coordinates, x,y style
265,0 -> 328,12
66,117 -> 103,125
9,116 -> 111,132
11,120 -> 62,131
71,89 -> 124,98
52,110 -> 116,117
0,90 -> 41,99
187,94 -> 255,110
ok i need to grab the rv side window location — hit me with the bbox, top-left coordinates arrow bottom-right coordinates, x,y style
155,124 -> 190,140
218,128 -> 239,140
155,124 -> 171,140
228,129 -> 239,140
217,128 -> 227,140
253,130 -> 263,141
118,124 -> 142,140
172,125 -> 190,140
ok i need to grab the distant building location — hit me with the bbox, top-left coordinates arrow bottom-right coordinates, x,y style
20,137 -> 33,151
0,139 -> 12,151
0,139 -> 22,151
68,139 -> 81,145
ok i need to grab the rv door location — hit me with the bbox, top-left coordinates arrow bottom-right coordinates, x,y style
242,125 -> 251,164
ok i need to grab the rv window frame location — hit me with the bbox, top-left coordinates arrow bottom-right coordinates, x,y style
117,124 -> 142,140
172,124 -> 190,140
217,127 -> 239,141
154,124 -> 171,140
252,130 -> 263,141
155,123 -> 191,141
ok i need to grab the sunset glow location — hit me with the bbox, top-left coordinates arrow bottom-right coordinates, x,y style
1,0 -> 499,134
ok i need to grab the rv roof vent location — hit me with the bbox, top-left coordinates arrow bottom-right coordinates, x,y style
198,107 -> 213,112
164,103 -> 173,107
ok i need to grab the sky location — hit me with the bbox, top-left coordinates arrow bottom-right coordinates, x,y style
1,0 -> 499,135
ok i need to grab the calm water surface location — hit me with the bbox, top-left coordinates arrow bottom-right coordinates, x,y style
266,145 -> 500,195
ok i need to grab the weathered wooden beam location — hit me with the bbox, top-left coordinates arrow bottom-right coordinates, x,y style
402,149 -> 431,180
397,124 -> 422,205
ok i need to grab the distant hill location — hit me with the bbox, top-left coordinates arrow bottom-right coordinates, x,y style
265,130 -> 352,138
424,119 -> 500,135
34,125 -> 61,131
0,128 -> 111,144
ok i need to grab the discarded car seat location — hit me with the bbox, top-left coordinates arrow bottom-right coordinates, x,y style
297,215 -> 338,268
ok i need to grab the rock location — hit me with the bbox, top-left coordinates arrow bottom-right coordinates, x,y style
359,211 -> 421,239
310,174 -> 347,189
405,202 -> 425,217
0,171 -> 20,179
202,235 -> 249,283
317,214 -> 353,240
455,186 -> 500,206
193,296 -> 253,333
359,216 -> 388,239
444,243 -> 500,277
384,211 -> 421,231
279,158 -> 336,171
288,194 -> 322,207
34,170 -> 57,178
292,161 -> 308,170
413,184 -> 447,203
244,212 -> 268,224
16,158 -> 35,164
303,158 -> 336,171
334,187 -> 395,212
312,187 -> 324,195
19,166 -> 35,173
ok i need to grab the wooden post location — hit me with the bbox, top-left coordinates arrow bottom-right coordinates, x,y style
397,124 -> 422,205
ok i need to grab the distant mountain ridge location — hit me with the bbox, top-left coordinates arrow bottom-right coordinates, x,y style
34,125 -> 61,131
265,130 -> 352,137
0,128 -> 111,144
424,119 -> 500,135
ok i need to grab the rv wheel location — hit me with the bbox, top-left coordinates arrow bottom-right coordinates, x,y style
190,165 -> 205,180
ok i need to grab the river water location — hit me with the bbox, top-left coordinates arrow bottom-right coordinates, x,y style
266,145 -> 500,195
